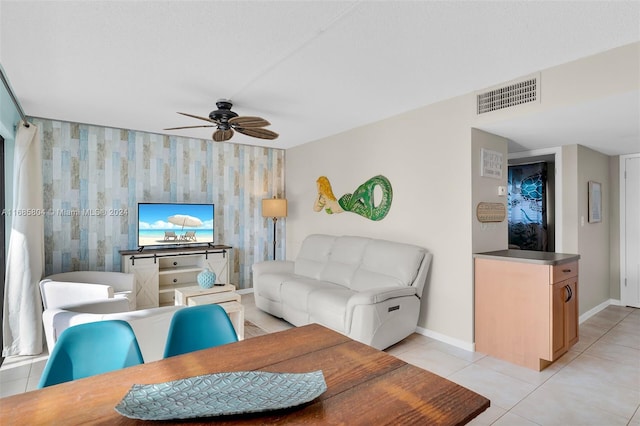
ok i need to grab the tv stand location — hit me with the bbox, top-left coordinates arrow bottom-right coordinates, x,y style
120,245 -> 232,308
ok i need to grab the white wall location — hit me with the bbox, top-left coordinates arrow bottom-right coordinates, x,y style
286,44 -> 637,347
562,144 -> 615,314
470,129 -> 509,253
287,93 -> 478,345
475,43 -> 639,130
608,156 -> 621,300
577,145 -> 612,312
562,145 -> 579,254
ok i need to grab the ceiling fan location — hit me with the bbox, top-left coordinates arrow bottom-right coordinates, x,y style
164,99 -> 278,142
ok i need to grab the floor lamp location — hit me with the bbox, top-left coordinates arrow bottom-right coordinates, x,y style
262,197 -> 288,260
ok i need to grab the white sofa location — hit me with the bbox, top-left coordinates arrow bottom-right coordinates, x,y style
40,272 -> 183,362
252,234 -> 432,349
42,302 -> 182,362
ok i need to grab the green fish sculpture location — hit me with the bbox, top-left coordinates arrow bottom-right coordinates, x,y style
313,175 -> 392,221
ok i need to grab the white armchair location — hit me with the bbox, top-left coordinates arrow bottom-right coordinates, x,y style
40,271 -> 136,311
39,271 -> 182,361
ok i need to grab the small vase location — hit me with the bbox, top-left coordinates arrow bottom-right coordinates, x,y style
197,268 -> 217,289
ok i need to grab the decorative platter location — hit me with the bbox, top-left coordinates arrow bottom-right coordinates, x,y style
114,370 -> 326,420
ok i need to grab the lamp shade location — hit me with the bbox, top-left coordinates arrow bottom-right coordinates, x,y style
262,198 -> 288,218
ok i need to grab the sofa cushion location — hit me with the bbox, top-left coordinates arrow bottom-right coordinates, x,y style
281,278 -> 343,309
282,278 -> 344,326
294,234 -> 337,279
318,236 -> 370,286
350,240 -> 426,291
308,287 -> 355,333
255,272 -> 293,302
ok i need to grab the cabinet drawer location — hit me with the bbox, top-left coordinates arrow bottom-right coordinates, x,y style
159,291 -> 175,306
552,261 -> 578,283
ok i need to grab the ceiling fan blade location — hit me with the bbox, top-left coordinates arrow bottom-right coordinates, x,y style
213,128 -> 234,142
235,127 -> 279,140
164,125 -> 215,130
177,112 -> 217,123
229,116 -> 271,128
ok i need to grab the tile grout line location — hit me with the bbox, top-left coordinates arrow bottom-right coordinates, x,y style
490,309 -> 636,425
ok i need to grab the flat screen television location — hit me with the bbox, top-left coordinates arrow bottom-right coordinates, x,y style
137,203 -> 214,249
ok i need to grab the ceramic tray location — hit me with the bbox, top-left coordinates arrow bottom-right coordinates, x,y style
114,370 -> 326,420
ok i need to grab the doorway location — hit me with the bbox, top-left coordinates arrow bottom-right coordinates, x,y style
508,148 -> 562,252
507,160 -> 555,251
620,153 -> 640,308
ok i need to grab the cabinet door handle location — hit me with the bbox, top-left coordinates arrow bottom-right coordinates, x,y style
569,286 -> 573,301
565,285 -> 572,302
562,269 -> 571,273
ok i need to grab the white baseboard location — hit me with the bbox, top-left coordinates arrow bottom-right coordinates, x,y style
414,298 -> 623,353
415,326 -> 475,352
579,299 -> 621,324
241,289 -> 622,350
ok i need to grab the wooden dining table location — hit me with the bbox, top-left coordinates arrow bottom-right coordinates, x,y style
0,324 -> 489,425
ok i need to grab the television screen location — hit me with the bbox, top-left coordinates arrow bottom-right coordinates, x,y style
137,203 -> 214,248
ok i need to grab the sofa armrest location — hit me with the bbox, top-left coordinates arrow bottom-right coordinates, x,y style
345,286 -> 417,335
42,309 -> 96,354
59,298 -> 131,314
44,271 -> 135,293
42,299 -> 131,352
252,260 -> 294,278
39,280 -> 114,310
42,305 -> 126,355
347,286 -> 417,308
42,304 -> 183,363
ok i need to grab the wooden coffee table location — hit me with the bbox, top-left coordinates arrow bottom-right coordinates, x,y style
174,284 -> 244,339
174,284 -> 239,306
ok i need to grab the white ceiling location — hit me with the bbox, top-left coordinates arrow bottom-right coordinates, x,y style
1,1 -> 639,154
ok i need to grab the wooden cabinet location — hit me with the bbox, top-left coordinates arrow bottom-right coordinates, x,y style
474,251 -> 579,371
126,256 -> 160,309
551,277 -> 578,360
121,245 -> 231,308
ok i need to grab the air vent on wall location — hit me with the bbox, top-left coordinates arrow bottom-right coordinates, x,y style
477,77 -> 538,115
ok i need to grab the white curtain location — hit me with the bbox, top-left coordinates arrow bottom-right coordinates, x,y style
3,121 -> 44,356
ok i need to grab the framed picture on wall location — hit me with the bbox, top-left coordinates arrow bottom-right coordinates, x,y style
481,148 -> 503,179
588,181 -> 602,223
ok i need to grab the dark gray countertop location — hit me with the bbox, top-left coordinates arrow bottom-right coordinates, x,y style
473,249 -> 580,265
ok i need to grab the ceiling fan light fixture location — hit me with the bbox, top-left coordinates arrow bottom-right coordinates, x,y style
167,99 -> 277,142
213,128 -> 234,142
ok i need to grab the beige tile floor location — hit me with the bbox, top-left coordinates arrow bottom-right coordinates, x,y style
1,295 -> 638,426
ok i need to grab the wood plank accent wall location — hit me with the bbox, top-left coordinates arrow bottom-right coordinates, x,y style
37,119 -> 285,288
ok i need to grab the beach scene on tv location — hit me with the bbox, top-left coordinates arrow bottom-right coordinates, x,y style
138,203 -> 214,247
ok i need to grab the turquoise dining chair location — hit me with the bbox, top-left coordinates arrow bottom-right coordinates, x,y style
163,304 -> 238,358
38,320 -> 144,388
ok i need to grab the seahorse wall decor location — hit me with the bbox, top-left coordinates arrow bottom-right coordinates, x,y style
313,175 -> 393,221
